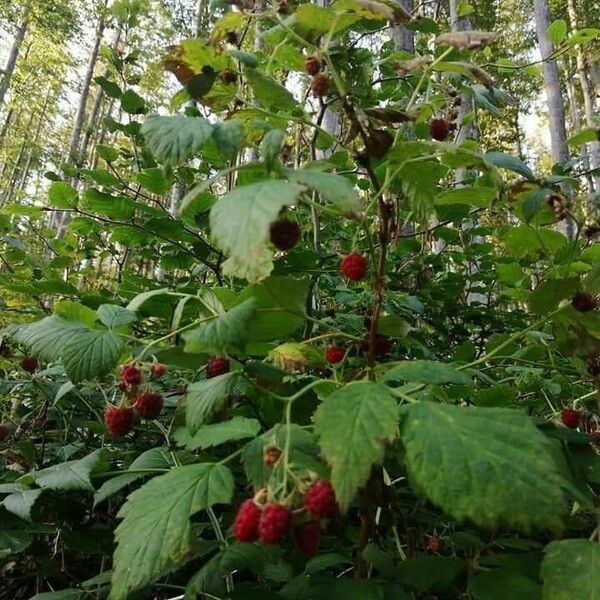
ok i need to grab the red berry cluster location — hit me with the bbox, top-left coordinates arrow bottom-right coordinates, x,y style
311,73 -> 330,97
207,356 -> 230,378
233,479 -> 338,555
105,362 -> 167,437
429,117 -> 451,142
341,252 -> 368,281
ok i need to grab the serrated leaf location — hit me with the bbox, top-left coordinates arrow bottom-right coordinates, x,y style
48,182 -> 78,208
135,168 -> 171,194
212,120 -> 245,157
141,115 -> 212,166
529,277 -> 579,315
314,382 -> 398,511
485,151 -> 535,180
2,489 -> 43,521
97,304 -> 137,328
34,450 -> 105,492
94,448 -> 171,507
547,19 -> 567,46
399,402 -> 567,531
61,329 -> 123,382
183,299 -> 256,356
120,89 -> 146,114
261,129 -> 285,170
184,372 -> 243,433
82,188 -> 135,220
384,360 -> 470,385
210,180 -> 306,282
110,463 -> 234,599
244,68 -> 298,112
285,168 -> 361,212
542,539 -> 600,599
175,416 -> 260,450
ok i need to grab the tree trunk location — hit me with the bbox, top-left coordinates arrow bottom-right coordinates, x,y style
0,16 -> 28,108
566,0 -> 600,191
391,0 -> 414,52
533,0 -> 574,239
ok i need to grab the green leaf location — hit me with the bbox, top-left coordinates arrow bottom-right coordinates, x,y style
48,182 -> 78,208
529,277 -> 579,315
2,489 -> 43,521
485,151 -> 535,180
175,417 -> 261,450
384,360 -> 470,385
34,450 -> 105,492
395,555 -> 464,591
120,89 -> 146,114
434,187 -> 495,208
110,463 -> 234,599
566,28 -> 600,46
82,188 -> 135,220
135,168 -> 171,194
245,68 -> 298,112
210,180 -> 306,282
261,129 -> 285,170
94,75 -> 122,98
570,127 -> 600,146
183,299 -> 256,355
314,382 -> 398,511
212,120 -> 245,157
399,402 -> 567,531
97,304 -> 137,328
286,168 -> 361,212
184,372 -> 244,433
30,591 -> 84,600
61,329 -> 123,382
471,570 -> 541,600
141,115 -> 212,167
94,448 -> 171,507
228,48 -> 258,67
542,539 -> 600,599
547,19 -> 567,46
126,288 -> 171,312
96,144 -> 119,162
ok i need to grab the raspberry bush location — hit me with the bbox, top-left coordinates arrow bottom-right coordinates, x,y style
0,1 -> 600,599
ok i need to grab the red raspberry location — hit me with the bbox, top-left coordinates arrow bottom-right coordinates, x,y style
258,503 -> 292,543
304,479 -> 338,519
120,363 -> 142,386
429,118 -> 451,141
234,499 -> 261,542
341,252 -> 368,281
0,424 -> 9,442
373,335 -> 393,357
133,391 -> 163,419
572,291 -> 598,313
206,357 -> 230,378
294,521 -> 321,555
269,219 -> 302,251
304,56 -> 322,76
426,537 -> 444,553
325,346 -> 344,364
21,356 -> 38,373
365,129 -> 393,159
150,362 -> 167,379
104,406 -> 134,438
311,73 -> 330,97
561,408 -> 581,429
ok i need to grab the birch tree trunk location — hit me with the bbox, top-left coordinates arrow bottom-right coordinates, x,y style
0,15 -> 28,109
566,0 -> 600,191
533,0 -> 574,239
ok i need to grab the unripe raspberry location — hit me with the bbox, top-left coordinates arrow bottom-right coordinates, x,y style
258,503 -> 292,543
572,291 -> 598,313
429,118 -> 451,141
304,56 -> 322,76
341,252 -> 368,281
150,362 -> 167,379
234,499 -> 261,542
325,346 -> 344,364
0,424 -> 8,442
21,356 -> 38,373
263,445 -> 282,468
120,363 -> 142,386
206,357 -> 230,378
104,406 -> 134,438
311,73 -> 330,97
561,408 -> 581,429
294,521 -> 321,555
304,479 -> 338,519
269,219 -> 302,251
426,537 -> 444,553
133,390 -> 163,419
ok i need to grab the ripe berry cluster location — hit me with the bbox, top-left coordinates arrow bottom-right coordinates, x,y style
233,479 -> 338,555
104,362 -> 167,437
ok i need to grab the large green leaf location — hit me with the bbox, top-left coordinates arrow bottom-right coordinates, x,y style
182,299 -> 256,356
2,489 -> 43,521
82,188 -> 135,220
210,180 -> 306,282
48,181 -> 78,208
97,304 -> 137,328
244,68 -> 298,112
541,539 -> 600,599
399,402 -> 567,531
314,382 -> 398,511
184,372 -> 244,433
141,115 -> 212,166
34,450 -> 105,492
434,187 -> 496,207
110,463 -> 234,599
175,416 -> 261,450
485,151 -> 535,180
384,360 -> 470,385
